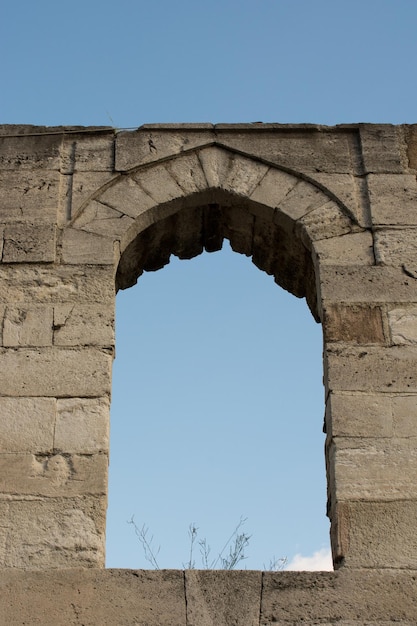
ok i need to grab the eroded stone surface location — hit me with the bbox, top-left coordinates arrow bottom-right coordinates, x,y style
367,174 -> 417,225
388,306 -> 417,344
3,305 -> 53,346
261,569 -> 417,624
186,570 -> 261,626
53,303 -> 114,346
0,569 -> 416,625
0,497 -> 106,568
0,569 -> 187,625
0,170 -> 60,223
374,227 -> 417,267
0,347 -> 112,396
61,228 -> 116,264
331,501 -> 417,569
328,437 -> 417,499
314,231 -> 374,266
3,223 -> 56,262
323,303 -> 385,344
0,397 -> 56,453
326,392 -> 393,438
0,265 -> 115,304
55,397 -> 109,453
1,125 -> 417,622
325,344 -> 417,393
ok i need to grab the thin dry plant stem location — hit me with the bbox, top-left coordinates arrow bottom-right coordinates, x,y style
128,516 -> 161,569
129,515 -> 285,570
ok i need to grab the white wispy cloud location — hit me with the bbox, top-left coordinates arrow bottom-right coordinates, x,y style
285,547 -> 333,571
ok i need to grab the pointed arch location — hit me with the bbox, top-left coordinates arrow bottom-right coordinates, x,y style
69,144 -> 363,319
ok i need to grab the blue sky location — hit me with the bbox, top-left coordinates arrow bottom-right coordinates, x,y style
2,0 -> 417,570
3,0 -> 417,127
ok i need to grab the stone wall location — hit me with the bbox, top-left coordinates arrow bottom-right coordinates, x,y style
0,123 -> 416,623
2,569 -> 417,625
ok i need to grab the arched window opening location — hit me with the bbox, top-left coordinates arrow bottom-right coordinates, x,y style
106,241 -> 330,570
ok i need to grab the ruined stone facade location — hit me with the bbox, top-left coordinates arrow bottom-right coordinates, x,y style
0,123 -> 417,624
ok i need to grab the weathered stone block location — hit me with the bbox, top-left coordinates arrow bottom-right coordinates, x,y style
323,303 -> 385,344
1,497 -> 106,568
359,125 -> 406,174
3,224 -> 56,262
222,153 -> 269,197
3,305 -> 53,346
314,231 -> 374,266
367,174 -> 417,225
198,146 -> 233,189
0,347 -> 112,396
0,452 -> 107,497
0,569 -> 187,625
115,126 -> 215,170
0,265 -> 115,304
0,170 -> 60,222
174,205 -> 205,258
297,200 -> 356,244
223,205 -> 254,256
98,174 -> 157,218
0,521 -> 6,567
261,569 -> 417,624
132,162 -> 185,203
312,172 -> 369,227
185,570 -> 261,626
72,200 -> 134,237
332,500 -> 417,569
392,394 -> 417,437
53,304 -> 114,346
70,171 -> 116,216
217,127 -> 356,173
405,123 -> 417,172
55,397 -> 109,453
388,306 -> 417,344
328,437 -> 417,500
62,134 -> 115,172
319,265 -> 417,304
0,397 -> 56,453
275,179 -> 329,221
61,228 -> 116,265
374,227 -> 417,268
249,167 -> 298,211
165,151 -> 208,195
0,568 -> 417,625
0,132 -> 61,170
325,345 -> 417,393
326,392 -> 392,438
0,304 -> 5,344
251,217 -> 277,269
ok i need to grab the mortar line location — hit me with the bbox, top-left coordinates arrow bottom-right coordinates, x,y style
183,570 -> 189,626
258,570 -> 264,626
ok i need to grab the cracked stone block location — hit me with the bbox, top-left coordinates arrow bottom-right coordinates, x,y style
3,224 -> 56,262
3,305 -> 53,346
